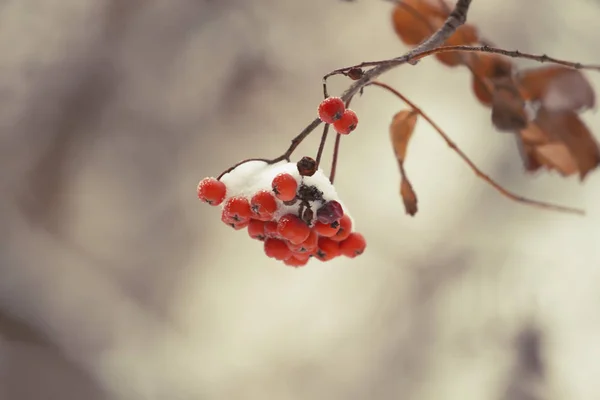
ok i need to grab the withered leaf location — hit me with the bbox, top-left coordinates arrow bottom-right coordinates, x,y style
470,54 -> 514,107
535,143 -> 579,176
390,109 -> 419,215
470,53 -> 514,79
516,66 -> 595,112
400,173 -> 418,216
391,0 -> 445,46
532,108 -> 600,180
471,75 -> 494,107
435,24 -> 480,67
390,110 -> 418,162
491,76 -> 528,131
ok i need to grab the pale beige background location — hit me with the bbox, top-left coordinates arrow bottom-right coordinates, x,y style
1,0 -> 599,399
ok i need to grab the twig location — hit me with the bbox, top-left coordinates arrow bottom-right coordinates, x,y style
217,158 -> 273,180
412,45 -> 600,71
274,0 -> 473,163
328,45 -> 600,79
315,123 -> 330,167
330,133 -> 342,184
368,80 -> 585,215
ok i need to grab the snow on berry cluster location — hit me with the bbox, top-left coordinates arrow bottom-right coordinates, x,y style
197,158 -> 366,267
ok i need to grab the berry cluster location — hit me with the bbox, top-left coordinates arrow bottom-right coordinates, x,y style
318,97 -> 358,135
197,158 -> 366,267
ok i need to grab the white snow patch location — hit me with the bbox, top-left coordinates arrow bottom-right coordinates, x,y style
218,160 -> 354,227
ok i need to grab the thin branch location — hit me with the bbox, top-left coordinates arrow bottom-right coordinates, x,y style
412,45 -> 600,71
333,0 -> 473,103
328,44 -> 600,79
315,123 -> 330,167
273,0 -> 473,164
330,133 -> 342,183
217,158 -> 272,180
368,80 -> 585,215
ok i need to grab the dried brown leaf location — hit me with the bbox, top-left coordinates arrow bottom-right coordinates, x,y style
390,110 -> 419,162
400,173 -> 418,216
533,108 -> 600,180
470,53 -> 513,79
470,55 -> 514,107
390,109 -> 419,215
435,24 -> 480,67
391,0 -> 445,46
516,66 -> 595,112
491,77 -> 528,131
471,75 -> 494,107
534,143 -> 579,176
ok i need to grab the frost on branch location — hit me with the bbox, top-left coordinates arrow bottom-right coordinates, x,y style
198,159 -> 366,268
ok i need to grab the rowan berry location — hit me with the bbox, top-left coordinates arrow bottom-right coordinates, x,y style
197,177 -> 227,206
250,190 -> 278,221
293,252 -> 311,262
271,173 -> 298,202
264,238 -> 292,261
339,232 -> 366,258
288,229 -> 318,253
277,214 -> 311,245
316,200 -> 344,224
221,211 -> 250,230
247,219 -> 266,241
318,97 -> 346,124
331,214 -> 352,242
297,156 -> 317,177
264,221 -> 280,238
284,254 -> 310,268
332,109 -> 358,135
315,237 -> 341,262
314,220 -> 340,237
222,196 -> 252,221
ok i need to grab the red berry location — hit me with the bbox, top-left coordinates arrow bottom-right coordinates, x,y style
288,229 -> 318,253
293,252 -> 311,262
339,232 -> 366,258
264,238 -> 292,261
333,109 -> 358,135
250,190 -> 278,221
314,221 -> 340,237
197,177 -> 226,206
316,200 -> 344,224
221,210 -> 250,230
248,219 -> 266,240
315,237 -> 341,261
271,173 -> 298,202
318,97 -> 346,124
264,221 -> 280,238
331,214 -> 352,242
296,156 -> 317,177
222,196 -> 252,221
277,214 -> 311,245
284,254 -> 310,268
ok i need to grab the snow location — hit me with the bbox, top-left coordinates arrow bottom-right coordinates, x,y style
218,159 -> 354,227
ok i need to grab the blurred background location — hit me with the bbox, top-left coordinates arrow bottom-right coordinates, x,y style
1,0 -> 599,399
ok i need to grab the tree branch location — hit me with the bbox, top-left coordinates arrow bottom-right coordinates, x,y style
337,0 -> 473,102
278,0 -> 474,163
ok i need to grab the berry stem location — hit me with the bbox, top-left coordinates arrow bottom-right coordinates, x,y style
329,132 -> 342,184
217,158 -> 272,180
322,81 -> 329,99
315,123 -> 330,167
368,80 -> 585,215
271,118 -> 323,163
